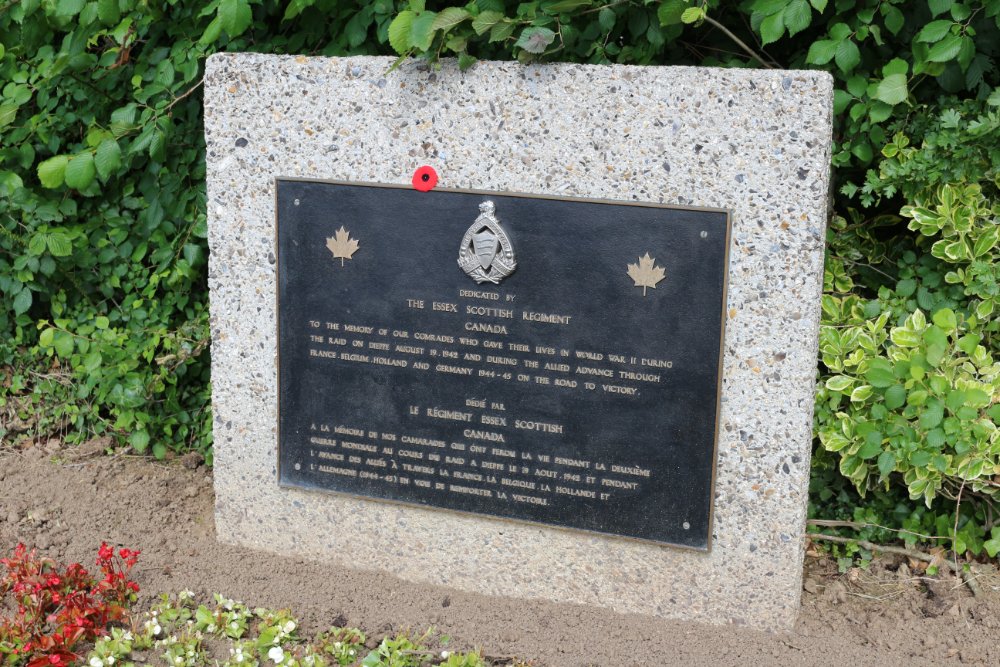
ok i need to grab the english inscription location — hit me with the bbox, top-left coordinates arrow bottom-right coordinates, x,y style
276,179 -> 730,549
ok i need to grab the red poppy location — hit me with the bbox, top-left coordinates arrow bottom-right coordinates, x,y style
411,165 -> 438,192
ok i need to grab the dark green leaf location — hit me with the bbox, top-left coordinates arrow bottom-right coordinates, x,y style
657,0 -> 685,25
53,331 -> 74,357
515,26 -> 555,54
96,0 -> 120,23
489,21 -> 516,43
883,6 -> 903,34
884,385 -> 906,410
599,6 -> 616,30
283,0 -> 315,21
868,100 -> 892,122
409,11 -> 438,51
432,7 -> 470,32
858,438 -> 881,459
783,0 -> 811,36
219,0 -> 253,37
865,358 -> 895,387
542,0 -> 592,13
877,450 -> 896,477
896,278 -> 916,297
926,33 -> 962,62
12,287 -> 32,316
55,0 -> 85,17
759,10 -> 785,45
458,53 -> 477,70
131,430 -> 150,452
471,10 -> 502,34
95,139 -> 122,180
199,16 -> 223,45
46,232 -> 73,257
832,89 -> 852,113
806,39 -> 838,64
28,234 -> 47,256
928,0 -> 953,16
916,19 -> 953,42
752,0 -> 786,16
919,402 -> 944,429
834,38 -> 861,72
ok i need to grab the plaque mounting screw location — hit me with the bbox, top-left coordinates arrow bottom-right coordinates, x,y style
294,199 -> 300,206
700,231 -> 707,238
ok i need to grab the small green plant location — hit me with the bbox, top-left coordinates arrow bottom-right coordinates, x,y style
315,627 -> 365,666
87,628 -> 136,667
192,595 -> 251,640
222,641 -> 259,667
160,629 -> 206,667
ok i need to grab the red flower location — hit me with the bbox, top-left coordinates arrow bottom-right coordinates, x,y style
411,166 -> 438,192
97,544 -> 113,562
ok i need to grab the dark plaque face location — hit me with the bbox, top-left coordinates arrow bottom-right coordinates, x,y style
276,179 -> 730,550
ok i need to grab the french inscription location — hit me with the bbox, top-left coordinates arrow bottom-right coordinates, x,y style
277,179 -> 730,548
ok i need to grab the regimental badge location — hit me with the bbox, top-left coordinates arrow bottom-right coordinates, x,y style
458,201 -> 516,284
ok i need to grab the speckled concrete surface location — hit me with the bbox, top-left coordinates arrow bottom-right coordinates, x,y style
204,54 -> 832,631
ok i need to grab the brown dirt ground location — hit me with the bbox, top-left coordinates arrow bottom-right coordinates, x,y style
1,449 -> 999,667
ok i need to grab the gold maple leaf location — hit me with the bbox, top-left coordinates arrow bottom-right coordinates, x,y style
627,253 -> 666,296
326,226 -> 360,266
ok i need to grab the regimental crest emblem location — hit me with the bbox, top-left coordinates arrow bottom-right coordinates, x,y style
458,201 -> 516,284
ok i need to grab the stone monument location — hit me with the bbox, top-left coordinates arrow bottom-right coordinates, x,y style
204,53 -> 832,631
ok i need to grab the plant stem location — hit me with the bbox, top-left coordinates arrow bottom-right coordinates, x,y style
164,78 -> 204,114
807,532 -> 982,597
806,519 -> 948,542
702,16 -> 775,69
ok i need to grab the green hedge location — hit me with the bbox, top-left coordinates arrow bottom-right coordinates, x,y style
1,0 -> 998,556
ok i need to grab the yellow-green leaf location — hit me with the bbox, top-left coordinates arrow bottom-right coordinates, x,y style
64,153 -> 96,190
388,10 -> 415,53
37,155 -> 69,189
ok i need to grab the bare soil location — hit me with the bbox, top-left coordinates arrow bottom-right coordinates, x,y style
1,449 -> 999,667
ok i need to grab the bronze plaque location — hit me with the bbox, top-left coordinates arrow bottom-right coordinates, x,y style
276,178 -> 730,549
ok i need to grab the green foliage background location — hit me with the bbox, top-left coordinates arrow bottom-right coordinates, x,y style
1,0 -> 998,557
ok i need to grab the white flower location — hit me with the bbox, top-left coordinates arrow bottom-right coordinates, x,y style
106,657 -> 115,665
268,647 -> 285,664
174,657 -> 183,665
441,651 -> 449,659
283,621 -> 296,633
153,625 -> 162,636
123,632 -> 134,641
90,657 -> 103,667
348,650 -> 355,657
333,643 -> 341,650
